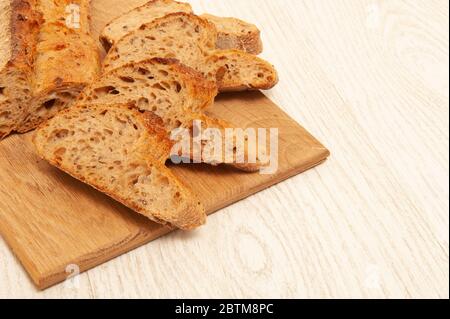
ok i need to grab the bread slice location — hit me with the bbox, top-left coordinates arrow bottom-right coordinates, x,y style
0,0 -> 42,139
100,0 -> 193,51
33,103 -> 206,230
204,50 -> 278,92
103,13 -> 278,92
200,14 -> 263,55
100,0 -> 263,55
81,58 -> 218,131
80,58 -> 262,171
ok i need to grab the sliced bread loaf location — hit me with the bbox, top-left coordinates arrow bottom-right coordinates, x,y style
100,0 -> 263,55
33,103 -> 206,230
0,0 -> 42,139
103,13 -> 278,92
19,0 -> 100,133
200,14 -> 263,55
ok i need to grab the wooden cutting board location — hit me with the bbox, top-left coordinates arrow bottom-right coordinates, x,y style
0,0 -> 330,290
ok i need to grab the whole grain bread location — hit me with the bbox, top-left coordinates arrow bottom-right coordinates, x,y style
20,0 -> 100,133
100,0 -> 263,55
204,50 -> 278,92
179,113 -> 263,172
103,13 -> 278,92
33,103 -> 206,230
200,14 -> 263,55
79,58 -> 262,171
0,0 -> 42,139
1,0 -> 100,139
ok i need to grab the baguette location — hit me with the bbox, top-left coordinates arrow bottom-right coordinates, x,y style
1,0 -> 100,139
100,0 -> 263,55
33,103 -> 206,230
0,0 -> 42,139
103,13 -> 278,92
19,0 -> 100,133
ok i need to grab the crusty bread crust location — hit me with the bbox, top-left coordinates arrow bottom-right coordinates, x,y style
8,0 -> 42,68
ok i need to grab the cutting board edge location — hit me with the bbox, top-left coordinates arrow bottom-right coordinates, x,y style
29,145 -> 330,290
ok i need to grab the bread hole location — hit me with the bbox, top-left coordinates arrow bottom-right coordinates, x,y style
57,92 -> 74,99
257,73 -> 264,78
89,136 -> 100,143
0,111 -> 10,119
161,81 -> 171,90
42,98 -> 58,110
173,81 -> 182,93
137,97 -> 149,109
145,36 -> 156,41
152,83 -> 166,91
99,110 -> 108,116
94,86 -> 118,95
159,176 -> 169,186
103,128 -> 113,135
119,76 -> 135,83
52,129 -> 69,140
138,67 -> 150,75
0,87 -> 5,95
159,70 -> 169,77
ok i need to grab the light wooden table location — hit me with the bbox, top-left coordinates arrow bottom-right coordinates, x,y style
1,0 -> 448,299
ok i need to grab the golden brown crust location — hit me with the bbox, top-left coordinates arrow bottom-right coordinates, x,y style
8,0 -> 43,69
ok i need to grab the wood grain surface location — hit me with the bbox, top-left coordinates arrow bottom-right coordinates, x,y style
1,0 -> 448,298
